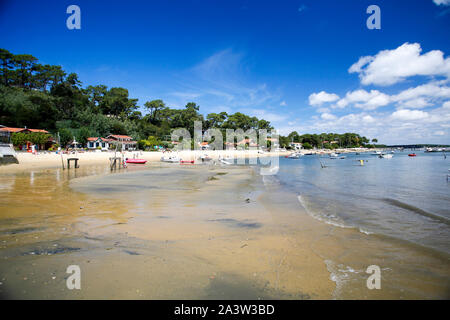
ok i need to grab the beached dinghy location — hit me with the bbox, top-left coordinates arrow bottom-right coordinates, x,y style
161,155 -> 181,163
219,158 -> 233,165
126,158 -> 147,164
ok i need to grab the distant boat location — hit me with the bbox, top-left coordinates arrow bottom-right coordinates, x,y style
339,156 -> 346,159
286,152 -> 302,159
379,154 -> 393,159
329,152 -> 338,159
425,147 -> 445,152
371,151 -> 382,155
180,160 -> 195,164
161,155 -> 181,163
219,158 -> 232,165
408,153 -> 417,157
199,154 -> 213,162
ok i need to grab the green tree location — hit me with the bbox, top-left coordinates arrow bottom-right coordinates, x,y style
10,132 -> 27,147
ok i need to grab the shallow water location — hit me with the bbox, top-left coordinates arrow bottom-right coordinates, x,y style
276,151 -> 450,255
0,156 -> 449,299
0,163 -> 335,299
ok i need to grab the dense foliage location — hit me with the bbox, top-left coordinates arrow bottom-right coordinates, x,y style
0,48 -> 375,149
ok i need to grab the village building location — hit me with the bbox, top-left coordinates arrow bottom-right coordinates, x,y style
289,142 -> 303,150
199,142 -> 210,150
0,126 -> 53,150
106,135 -> 137,150
86,137 -> 111,150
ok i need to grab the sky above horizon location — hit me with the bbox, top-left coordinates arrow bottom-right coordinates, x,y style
1,0 -> 449,144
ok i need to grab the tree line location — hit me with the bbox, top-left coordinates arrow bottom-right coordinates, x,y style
0,48 -> 377,149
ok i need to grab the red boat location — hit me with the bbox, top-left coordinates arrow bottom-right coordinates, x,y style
408,153 -> 417,157
180,160 -> 195,164
125,159 -> 147,164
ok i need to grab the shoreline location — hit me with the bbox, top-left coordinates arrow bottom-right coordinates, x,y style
0,148 -> 376,173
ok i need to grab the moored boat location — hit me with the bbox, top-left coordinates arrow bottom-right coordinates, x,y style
125,158 -> 147,164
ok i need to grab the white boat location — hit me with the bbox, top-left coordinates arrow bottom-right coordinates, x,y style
198,154 -> 213,162
329,152 -> 338,159
379,154 -> 393,159
219,158 -> 232,165
287,152 -> 302,159
160,155 -> 181,163
371,151 -> 382,155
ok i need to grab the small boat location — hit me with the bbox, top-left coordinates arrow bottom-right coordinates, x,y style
219,159 -> 232,165
180,160 -> 194,164
371,151 -> 382,155
339,156 -> 346,159
199,154 -> 213,162
286,152 -> 302,159
408,153 -> 417,157
329,152 -> 338,159
379,154 -> 393,159
161,156 -> 181,163
125,158 -> 147,164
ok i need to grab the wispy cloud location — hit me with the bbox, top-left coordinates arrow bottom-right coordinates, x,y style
167,49 -> 284,117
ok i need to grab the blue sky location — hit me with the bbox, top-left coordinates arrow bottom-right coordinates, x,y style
1,0 -> 449,144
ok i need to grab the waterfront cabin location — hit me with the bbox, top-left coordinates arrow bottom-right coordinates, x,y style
0,126 -> 53,150
106,135 -> 137,150
86,137 -> 110,150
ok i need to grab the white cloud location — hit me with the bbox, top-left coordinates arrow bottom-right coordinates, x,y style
443,101 -> 450,108
392,83 -> 450,102
280,101 -> 287,106
362,115 -> 376,123
396,97 -> 432,109
308,91 -> 339,106
336,89 -> 390,110
320,112 -> 337,120
390,109 -> 429,121
349,43 -> 450,86
433,0 -> 450,5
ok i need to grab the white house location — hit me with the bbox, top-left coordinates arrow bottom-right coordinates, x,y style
290,142 -> 303,150
86,137 -> 110,150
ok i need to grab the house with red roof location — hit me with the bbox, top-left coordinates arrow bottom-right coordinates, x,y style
106,135 -> 137,150
0,126 -> 53,150
86,137 -> 111,150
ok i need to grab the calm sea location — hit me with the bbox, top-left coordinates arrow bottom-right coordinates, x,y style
274,151 -> 450,256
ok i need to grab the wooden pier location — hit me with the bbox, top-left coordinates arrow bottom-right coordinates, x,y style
67,158 -> 79,169
109,157 -> 123,170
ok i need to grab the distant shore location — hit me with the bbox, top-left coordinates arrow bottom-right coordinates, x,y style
0,148 -> 376,173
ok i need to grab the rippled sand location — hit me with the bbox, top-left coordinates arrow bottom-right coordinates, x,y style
0,163 -> 448,299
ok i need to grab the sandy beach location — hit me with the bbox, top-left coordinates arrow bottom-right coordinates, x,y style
0,162 -> 336,299
0,148 -> 376,173
1,152 -> 448,299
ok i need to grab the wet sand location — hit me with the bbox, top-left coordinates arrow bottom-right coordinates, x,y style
0,162 -> 448,299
